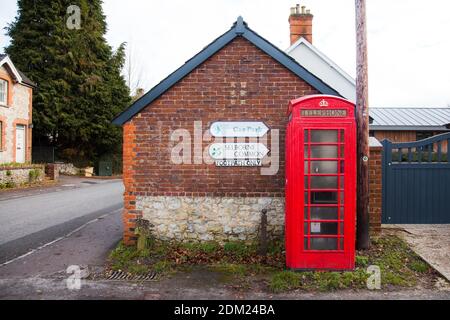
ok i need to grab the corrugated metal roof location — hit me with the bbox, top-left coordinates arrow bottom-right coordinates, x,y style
370,108 -> 450,131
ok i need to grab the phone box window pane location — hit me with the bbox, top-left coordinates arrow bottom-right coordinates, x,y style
311,176 -> 338,189
311,146 -> 338,158
310,238 -> 338,250
311,130 -> 338,143
308,222 -> 338,235
311,192 -> 338,204
310,207 -> 339,220
309,161 -> 338,174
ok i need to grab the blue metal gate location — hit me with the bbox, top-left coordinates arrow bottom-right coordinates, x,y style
382,133 -> 450,224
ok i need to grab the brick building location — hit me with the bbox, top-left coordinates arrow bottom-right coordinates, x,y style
0,54 -> 35,164
114,10 -> 379,244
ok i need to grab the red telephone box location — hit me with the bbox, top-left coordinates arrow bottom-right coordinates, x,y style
285,95 -> 356,270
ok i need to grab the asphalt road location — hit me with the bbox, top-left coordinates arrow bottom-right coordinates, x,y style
0,179 -> 124,264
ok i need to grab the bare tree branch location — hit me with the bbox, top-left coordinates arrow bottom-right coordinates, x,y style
124,42 -> 146,96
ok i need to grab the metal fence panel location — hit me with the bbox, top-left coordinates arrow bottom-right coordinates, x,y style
32,146 -> 55,164
382,132 -> 450,224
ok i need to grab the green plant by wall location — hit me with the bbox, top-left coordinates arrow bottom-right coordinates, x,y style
0,181 -> 16,189
28,169 -> 41,182
0,162 -> 36,169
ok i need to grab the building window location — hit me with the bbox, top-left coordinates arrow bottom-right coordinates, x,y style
0,121 -> 3,150
0,79 -> 8,105
416,131 -> 434,141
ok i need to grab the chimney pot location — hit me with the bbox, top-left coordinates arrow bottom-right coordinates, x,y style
288,5 -> 314,44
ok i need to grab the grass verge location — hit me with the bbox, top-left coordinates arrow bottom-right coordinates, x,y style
107,234 -> 438,292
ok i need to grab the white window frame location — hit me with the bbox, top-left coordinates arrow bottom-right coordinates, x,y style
0,79 -> 8,106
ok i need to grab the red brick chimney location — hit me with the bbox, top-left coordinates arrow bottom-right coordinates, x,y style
289,4 -> 314,45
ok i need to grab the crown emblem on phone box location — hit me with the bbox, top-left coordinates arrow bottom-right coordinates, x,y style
319,99 -> 329,107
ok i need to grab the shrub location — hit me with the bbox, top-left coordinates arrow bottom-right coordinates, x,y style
5,181 -> 15,189
269,271 -> 300,292
409,260 -> 429,273
29,169 -> 41,182
153,260 -> 172,273
356,255 -> 369,267
223,241 -> 254,257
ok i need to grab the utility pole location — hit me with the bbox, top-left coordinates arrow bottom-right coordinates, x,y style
355,0 -> 370,250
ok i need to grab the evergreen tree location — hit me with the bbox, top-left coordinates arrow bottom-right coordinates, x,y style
5,0 -> 130,163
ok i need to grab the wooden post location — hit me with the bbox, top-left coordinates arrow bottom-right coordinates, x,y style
355,0 -> 370,250
259,209 -> 268,260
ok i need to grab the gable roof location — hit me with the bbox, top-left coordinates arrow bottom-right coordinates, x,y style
113,17 -> 340,125
0,54 -> 23,83
18,70 -> 36,87
370,108 -> 450,131
0,54 -> 36,88
286,37 -> 356,102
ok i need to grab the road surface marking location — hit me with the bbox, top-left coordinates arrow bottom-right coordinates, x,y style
0,209 -> 122,268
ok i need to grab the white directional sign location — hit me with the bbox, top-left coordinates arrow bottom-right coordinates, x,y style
209,143 -> 269,160
210,122 -> 269,138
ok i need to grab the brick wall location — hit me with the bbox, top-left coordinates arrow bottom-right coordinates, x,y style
45,163 -> 59,181
369,144 -> 383,235
123,121 -> 138,244
122,36 -> 319,244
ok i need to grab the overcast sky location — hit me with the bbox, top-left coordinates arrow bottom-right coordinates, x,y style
1,0 -> 450,107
